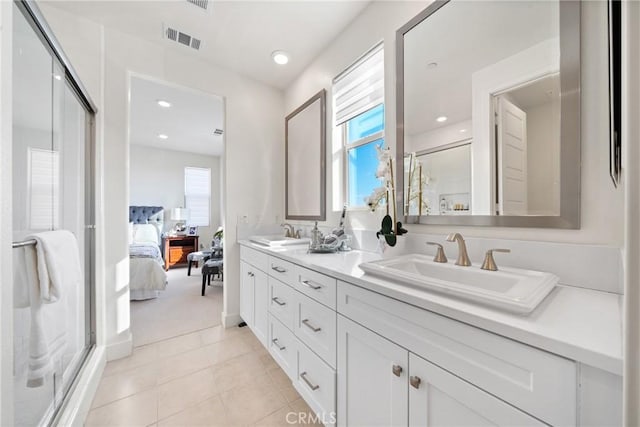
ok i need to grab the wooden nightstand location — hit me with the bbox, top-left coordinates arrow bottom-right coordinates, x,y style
163,235 -> 199,270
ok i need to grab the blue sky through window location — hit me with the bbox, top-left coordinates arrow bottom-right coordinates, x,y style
348,139 -> 384,207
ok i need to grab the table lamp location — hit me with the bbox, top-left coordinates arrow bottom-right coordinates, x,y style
170,207 -> 190,235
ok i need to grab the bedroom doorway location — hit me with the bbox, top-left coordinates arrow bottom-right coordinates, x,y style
126,75 -> 226,347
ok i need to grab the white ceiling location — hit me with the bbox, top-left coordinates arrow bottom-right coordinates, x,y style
404,1 -> 559,136
129,76 -> 224,156
44,0 -> 371,90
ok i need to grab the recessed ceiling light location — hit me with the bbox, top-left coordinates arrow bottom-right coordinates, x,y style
272,50 -> 289,65
436,116 -> 448,123
459,129 -> 467,133
158,134 -> 169,140
157,100 -> 172,108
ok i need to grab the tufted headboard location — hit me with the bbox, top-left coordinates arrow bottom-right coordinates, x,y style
129,206 -> 164,242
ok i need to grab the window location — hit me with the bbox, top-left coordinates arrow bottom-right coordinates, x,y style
333,42 -> 384,208
346,105 -> 385,207
184,167 -> 210,227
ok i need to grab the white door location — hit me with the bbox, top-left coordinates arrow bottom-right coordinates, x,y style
408,353 -> 544,426
239,261 -> 254,327
252,269 -> 268,345
497,97 -> 528,215
337,315 -> 408,427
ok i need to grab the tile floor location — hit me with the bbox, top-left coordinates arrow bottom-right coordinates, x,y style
86,325 -> 321,426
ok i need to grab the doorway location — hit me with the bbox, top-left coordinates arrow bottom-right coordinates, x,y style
126,75 -> 225,347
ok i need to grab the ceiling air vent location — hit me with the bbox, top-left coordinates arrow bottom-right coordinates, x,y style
186,0 -> 209,11
213,129 -> 223,136
164,25 -> 202,51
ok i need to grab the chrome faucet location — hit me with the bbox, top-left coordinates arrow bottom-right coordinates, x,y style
281,223 -> 295,238
446,233 -> 471,266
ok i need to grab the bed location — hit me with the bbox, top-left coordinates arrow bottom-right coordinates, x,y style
129,206 -> 168,300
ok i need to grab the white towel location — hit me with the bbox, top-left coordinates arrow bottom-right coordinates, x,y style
29,230 -> 82,303
23,230 -> 82,387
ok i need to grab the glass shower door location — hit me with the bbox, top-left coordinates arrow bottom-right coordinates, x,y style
12,3 -> 94,426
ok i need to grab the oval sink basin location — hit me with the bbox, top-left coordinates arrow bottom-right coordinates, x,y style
359,254 -> 558,314
249,235 -> 310,247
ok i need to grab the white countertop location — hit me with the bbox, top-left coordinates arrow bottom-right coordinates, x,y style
239,241 -> 623,376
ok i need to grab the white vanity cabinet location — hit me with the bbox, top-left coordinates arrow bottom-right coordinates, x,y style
239,247 -> 269,345
239,244 -> 622,427
408,353 -> 544,427
241,245 -> 339,425
338,315 -> 542,427
239,261 -> 254,327
337,315 -> 408,427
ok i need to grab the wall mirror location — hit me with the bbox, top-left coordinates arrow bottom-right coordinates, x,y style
286,89 -> 326,221
397,0 -> 581,228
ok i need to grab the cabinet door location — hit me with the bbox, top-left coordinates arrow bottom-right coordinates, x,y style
252,269 -> 268,346
408,353 -> 544,427
239,261 -> 254,327
337,315 -> 408,427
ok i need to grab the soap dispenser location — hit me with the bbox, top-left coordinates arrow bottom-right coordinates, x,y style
311,221 -> 322,246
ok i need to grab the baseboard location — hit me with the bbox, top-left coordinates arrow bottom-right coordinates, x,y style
54,345 -> 106,426
222,311 -> 242,328
106,331 -> 132,361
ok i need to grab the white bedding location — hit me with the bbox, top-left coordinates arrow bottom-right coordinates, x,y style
129,239 -> 167,300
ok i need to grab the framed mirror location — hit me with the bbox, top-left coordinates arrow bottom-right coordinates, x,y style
286,89 -> 326,221
396,0 -> 581,228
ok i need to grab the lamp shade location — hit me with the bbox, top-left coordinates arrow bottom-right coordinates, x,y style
170,208 -> 190,221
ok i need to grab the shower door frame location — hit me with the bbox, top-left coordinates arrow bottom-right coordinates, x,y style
13,1 -> 98,425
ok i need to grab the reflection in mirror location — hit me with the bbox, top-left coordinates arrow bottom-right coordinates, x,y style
405,141 -> 471,216
398,0 -> 580,228
494,74 -> 560,216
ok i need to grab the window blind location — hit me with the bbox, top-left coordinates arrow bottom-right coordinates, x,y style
29,148 -> 60,230
333,43 -> 384,126
184,167 -> 211,227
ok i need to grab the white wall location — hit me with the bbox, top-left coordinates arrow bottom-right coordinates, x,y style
285,0 -> 624,247
129,145 -> 222,241
39,4 -> 285,358
286,1 -> 427,233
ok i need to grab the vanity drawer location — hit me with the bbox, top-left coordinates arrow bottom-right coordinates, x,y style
295,266 -> 337,310
240,246 -> 269,272
296,341 -> 336,425
268,314 -> 297,379
294,292 -> 337,368
268,277 -> 295,330
268,256 -> 297,286
337,281 -> 577,427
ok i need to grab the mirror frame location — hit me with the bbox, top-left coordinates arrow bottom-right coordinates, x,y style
396,0 -> 581,228
285,89 -> 327,221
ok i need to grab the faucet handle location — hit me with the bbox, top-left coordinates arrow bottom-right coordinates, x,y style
481,249 -> 511,271
426,242 -> 448,263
